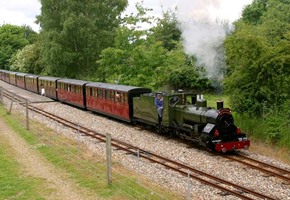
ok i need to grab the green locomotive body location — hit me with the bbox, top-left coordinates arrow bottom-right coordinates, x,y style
133,92 -> 250,152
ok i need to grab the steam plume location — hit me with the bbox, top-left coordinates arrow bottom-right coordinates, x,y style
175,0 -> 253,80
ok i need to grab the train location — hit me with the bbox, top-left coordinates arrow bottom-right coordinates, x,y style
0,69 -> 250,152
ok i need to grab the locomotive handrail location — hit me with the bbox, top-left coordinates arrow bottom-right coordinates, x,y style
169,96 -> 179,107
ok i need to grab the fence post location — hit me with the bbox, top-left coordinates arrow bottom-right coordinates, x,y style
8,94 -> 15,114
0,86 -> 3,104
187,170 -> 190,200
106,133 -> 112,185
25,100 -> 29,130
137,149 -> 140,184
55,121 -> 58,134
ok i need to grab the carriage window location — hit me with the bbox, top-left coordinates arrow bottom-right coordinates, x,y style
124,93 -> 128,102
120,92 -> 124,102
105,90 -> 110,99
94,88 -> 97,97
115,92 -> 121,102
89,88 -> 93,96
97,88 -> 102,98
111,91 -> 115,101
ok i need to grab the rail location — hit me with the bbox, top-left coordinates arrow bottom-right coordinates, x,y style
2,90 -> 278,200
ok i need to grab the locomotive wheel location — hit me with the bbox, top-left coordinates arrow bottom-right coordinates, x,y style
169,129 -> 177,138
206,140 -> 215,151
156,124 -> 162,134
199,133 -> 210,147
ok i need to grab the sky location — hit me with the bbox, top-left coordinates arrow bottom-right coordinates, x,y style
0,0 -> 253,32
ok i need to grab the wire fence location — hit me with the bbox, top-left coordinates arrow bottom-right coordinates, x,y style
0,86 -> 195,200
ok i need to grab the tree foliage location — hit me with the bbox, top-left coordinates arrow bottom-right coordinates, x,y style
37,0 -> 127,78
98,5 -> 210,91
224,0 -> 290,115
9,43 -> 43,74
150,10 -> 181,51
242,0 -> 269,25
0,24 -> 37,69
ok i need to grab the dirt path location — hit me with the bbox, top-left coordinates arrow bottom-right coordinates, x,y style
0,118 -> 97,200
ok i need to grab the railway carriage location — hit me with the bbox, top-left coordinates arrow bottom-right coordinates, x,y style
85,82 -> 151,122
15,73 -> 28,89
57,79 -> 89,108
0,70 -> 10,83
8,71 -> 17,85
38,76 -> 60,99
1,71 -> 17,85
25,74 -> 40,93
0,70 -> 2,81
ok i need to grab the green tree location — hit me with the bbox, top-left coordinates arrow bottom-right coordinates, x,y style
150,10 -> 181,51
98,3 -> 211,91
0,24 -> 37,69
9,43 -> 43,74
242,0 -> 269,25
97,1 -> 158,84
225,0 -> 290,115
37,0 -> 127,78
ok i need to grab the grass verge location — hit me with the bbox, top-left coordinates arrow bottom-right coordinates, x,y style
0,105 -> 182,199
0,108 -> 48,199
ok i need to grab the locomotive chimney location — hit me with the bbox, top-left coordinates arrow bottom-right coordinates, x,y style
191,96 -> 196,104
217,100 -> 224,109
196,94 -> 207,107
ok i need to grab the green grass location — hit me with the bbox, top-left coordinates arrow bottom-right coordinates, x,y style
0,111 -> 47,199
0,145 -> 46,200
0,105 -> 182,200
34,131 -> 178,199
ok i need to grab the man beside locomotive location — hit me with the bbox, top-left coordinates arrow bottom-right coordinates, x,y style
154,93 -> 164,125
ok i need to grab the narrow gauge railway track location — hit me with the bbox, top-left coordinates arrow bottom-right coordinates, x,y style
2,91 -> 277,200
221,153 -> 290,184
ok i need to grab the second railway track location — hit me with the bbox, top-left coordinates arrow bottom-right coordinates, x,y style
221,153 -> 290,184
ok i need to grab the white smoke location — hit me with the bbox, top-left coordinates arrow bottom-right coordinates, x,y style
174,0 -> 253,79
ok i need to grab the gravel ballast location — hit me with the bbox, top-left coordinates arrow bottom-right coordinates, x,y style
1,82 -> 290,200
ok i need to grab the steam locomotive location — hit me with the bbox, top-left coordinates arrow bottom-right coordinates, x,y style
134,92 -> 250,152
0,70 -> 250,152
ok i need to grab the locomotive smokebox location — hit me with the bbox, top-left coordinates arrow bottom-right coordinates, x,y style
217,100 -> 224,109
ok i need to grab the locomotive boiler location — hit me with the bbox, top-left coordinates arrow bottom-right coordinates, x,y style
133,92 -> 250,152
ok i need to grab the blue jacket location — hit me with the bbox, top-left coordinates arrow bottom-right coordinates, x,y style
154,97 -> 164,108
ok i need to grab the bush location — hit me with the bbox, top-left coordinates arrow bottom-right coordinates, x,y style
234,100 -> 290,149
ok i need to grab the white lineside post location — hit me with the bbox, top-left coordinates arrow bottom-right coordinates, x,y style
25,100 -> 29,130
106,133 -> 112,185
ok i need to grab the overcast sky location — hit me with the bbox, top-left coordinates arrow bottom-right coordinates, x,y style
0,0 -> 253,32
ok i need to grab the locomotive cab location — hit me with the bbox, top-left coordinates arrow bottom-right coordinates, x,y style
133,92 -> 196,128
